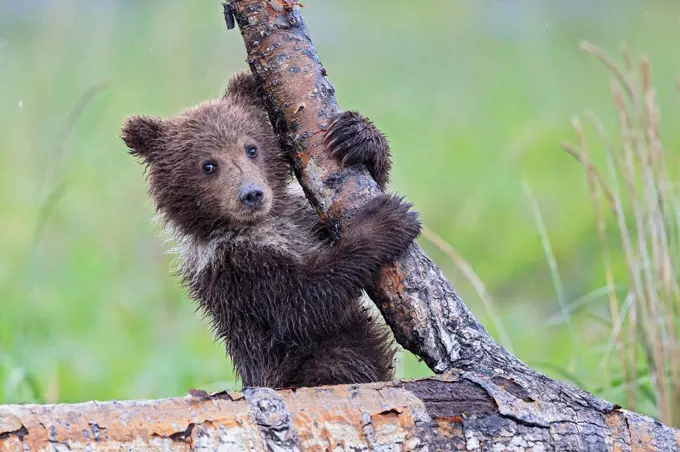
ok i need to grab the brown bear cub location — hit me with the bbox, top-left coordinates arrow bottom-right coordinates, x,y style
120,72 -> 421,388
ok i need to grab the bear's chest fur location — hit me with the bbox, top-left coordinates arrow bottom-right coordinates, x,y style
170,185 -> 326,277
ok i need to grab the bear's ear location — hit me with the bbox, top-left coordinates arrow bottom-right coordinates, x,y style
120,115 -> 166,161
223,71 -> 267,110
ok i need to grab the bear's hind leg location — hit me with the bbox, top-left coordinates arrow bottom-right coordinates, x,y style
284,321 -> 396,388
286,346 -> 379,388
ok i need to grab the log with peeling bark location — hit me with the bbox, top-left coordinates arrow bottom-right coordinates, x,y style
2,1 -> 679,450
2,377 -> 678,451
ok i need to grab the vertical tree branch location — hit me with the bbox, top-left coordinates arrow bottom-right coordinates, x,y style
228,0 -> 509,377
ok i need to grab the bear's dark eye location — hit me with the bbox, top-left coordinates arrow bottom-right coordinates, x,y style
245,145 -> 258,158
202,160 -> 218,174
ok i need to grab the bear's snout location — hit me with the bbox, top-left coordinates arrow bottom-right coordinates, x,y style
239,184 -> 265,209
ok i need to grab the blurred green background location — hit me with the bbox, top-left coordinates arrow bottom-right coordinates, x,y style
1,0 -> 678,420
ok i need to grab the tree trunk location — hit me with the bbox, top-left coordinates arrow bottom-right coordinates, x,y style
1,377 -> 677,451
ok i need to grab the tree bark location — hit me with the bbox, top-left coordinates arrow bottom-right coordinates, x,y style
1,378 -> 677,451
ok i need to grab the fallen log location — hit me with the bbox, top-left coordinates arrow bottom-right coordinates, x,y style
2,377 -> 677,450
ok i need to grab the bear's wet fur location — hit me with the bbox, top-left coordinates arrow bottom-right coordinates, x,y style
121,72 -> 421,388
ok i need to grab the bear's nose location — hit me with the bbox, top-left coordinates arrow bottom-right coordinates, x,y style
239,184 -> 265,209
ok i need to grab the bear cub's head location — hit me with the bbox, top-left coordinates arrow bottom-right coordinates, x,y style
121,73 -> 290,238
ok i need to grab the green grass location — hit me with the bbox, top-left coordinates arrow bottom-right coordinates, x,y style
560,43 -> 680,425
1,0 -> 679,423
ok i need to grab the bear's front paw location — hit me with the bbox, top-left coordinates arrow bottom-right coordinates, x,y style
355,194 -> 422,259
324,111 -> 387,167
